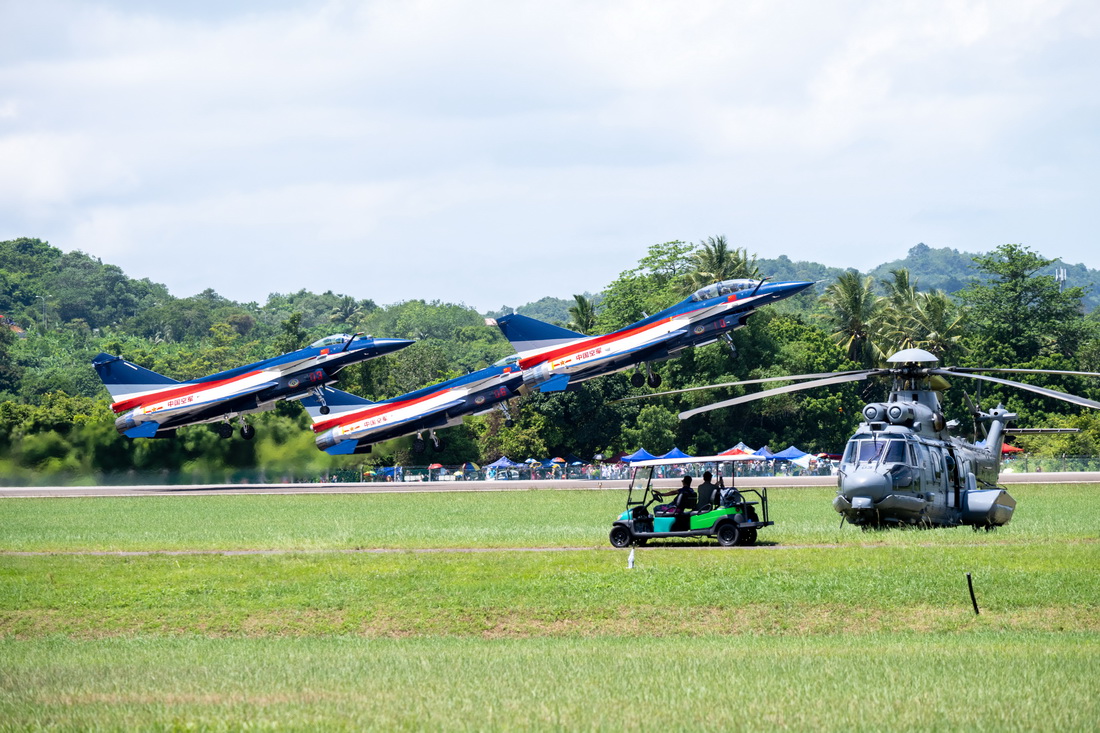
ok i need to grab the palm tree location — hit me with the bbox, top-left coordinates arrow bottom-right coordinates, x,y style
878,269 -> 921,352
820,271 -> 884,366
683,235 -> 760,293
911,290 -> 967,360
329,296 -> 362,325
566,294 -> 598,335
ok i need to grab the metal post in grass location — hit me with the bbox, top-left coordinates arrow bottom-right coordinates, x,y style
966,572 -> 980,615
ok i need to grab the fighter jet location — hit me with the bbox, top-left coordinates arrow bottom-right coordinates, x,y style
302,363 -> 525,455
93,333 -> 414,439
490,278 -> 814,393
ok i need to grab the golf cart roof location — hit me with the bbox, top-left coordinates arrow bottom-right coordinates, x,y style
629,454 -> 759,468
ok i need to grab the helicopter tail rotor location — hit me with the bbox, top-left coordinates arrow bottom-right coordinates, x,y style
961,390 -> 987,440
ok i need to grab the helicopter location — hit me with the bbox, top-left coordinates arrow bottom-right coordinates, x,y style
627,348 -> 1100,530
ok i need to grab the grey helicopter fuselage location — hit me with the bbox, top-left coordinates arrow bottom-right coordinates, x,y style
833,374 -> 1016,529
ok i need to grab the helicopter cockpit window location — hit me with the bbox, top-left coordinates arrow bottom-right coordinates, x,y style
310,334 -> 352,348
883,441 -> 907,465
842,439 -> 911,467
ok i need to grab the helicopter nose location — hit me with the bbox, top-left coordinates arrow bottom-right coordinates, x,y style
840,471 -> 891,503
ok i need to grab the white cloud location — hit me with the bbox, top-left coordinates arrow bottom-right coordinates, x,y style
1,0 -> 1098,309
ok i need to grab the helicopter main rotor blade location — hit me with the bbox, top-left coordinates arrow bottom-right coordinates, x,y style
679,371 -> 877,420
929,369 -> 1100,410
944,367 -> 1100,378
613,370 -> 871,403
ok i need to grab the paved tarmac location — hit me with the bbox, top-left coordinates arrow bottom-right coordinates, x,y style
2,471 -> 1098,498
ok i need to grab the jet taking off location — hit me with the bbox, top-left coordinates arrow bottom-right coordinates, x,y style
302,363 -> 524,455
490,278 -> 814,393
93,334 -> 413,440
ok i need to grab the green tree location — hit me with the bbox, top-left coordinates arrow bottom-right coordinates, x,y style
566,294 -> 598,334
958,244 -> 1089,362
819,272 -> 883,367
683,235 -> 760,293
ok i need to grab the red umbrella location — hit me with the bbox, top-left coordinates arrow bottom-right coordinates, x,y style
1001,444 -> 1024,454
428,463 -> 444,469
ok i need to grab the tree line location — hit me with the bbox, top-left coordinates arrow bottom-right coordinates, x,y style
1,236 -> 1098,482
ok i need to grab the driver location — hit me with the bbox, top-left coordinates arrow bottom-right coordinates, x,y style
653,476 -> 697,514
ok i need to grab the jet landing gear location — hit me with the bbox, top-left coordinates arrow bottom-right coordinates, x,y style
630,364 -> 662,389
240,422 -> 255,440
215,422 -> 234,439
310,387 -> 331,415
413,431 -> 445,454
500,403 -> 515,429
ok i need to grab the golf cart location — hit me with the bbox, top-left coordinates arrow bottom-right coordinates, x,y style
609,455 -> 772,547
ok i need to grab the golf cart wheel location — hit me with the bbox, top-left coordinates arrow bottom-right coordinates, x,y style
716,522 -> 740,547
739,527 -> 757,546
609,526 -> 632,548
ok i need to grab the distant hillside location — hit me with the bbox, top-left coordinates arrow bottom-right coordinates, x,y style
867,243 -> 1099,311
485,293 -> 602,326
491,245 -> 1099,318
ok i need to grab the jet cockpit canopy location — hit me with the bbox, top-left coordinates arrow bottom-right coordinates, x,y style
689,279 -> 759,303
310,333 -> 357,348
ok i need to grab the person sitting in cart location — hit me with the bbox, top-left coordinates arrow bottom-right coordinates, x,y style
697,471 -> 719,510
653,476 -> 697,514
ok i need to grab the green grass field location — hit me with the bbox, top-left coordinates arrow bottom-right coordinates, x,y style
2,484 -> 1098,730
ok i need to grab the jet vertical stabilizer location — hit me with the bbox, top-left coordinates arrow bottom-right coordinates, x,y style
92,353 -> 180,400
490,314 -> 584,353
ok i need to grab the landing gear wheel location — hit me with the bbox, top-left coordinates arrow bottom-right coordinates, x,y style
716,523 -> 741,547
431,439 -> 445,453
647,373 -> 662,388
240,424 -> 256,440
216,423 -> 233,439
609,526 -> 632,548
630,372 -> 646,388
320,405 -> 331,415
504,419 -> 515,428
413,438 -> 426,454
738,527 -> 757,546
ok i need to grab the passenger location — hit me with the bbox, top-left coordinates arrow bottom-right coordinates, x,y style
653,476 -> 697,514
696,471 -> 718,510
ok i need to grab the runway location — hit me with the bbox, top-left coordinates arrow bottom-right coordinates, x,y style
2,472 -> 1097,498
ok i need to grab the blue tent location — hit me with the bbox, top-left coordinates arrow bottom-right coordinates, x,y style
657,447 -> 692,460
485,456 -> 521,469
772,446 -> 808,461
622,448 -> 657,463
753,446 -> 775,459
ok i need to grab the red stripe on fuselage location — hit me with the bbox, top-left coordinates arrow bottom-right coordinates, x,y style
312,388 -> 449,433
110,371 -> 263,413
516,301 -> 727,370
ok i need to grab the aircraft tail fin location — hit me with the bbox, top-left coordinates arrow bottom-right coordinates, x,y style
488,314 -> 585,353
92,353 -> 180,401
300,387 -> 375,422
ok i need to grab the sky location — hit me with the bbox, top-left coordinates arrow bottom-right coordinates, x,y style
1,0 -> 1098,312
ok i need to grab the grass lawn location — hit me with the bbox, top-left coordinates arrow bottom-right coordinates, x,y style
1,483 -> 1097,729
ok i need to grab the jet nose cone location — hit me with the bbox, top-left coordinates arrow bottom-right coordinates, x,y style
775,281 -> 815,298
362,338 -> 415,355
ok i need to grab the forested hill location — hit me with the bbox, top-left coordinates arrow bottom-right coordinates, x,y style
2,235 -> 1099,482
497,244 -> 1098,318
